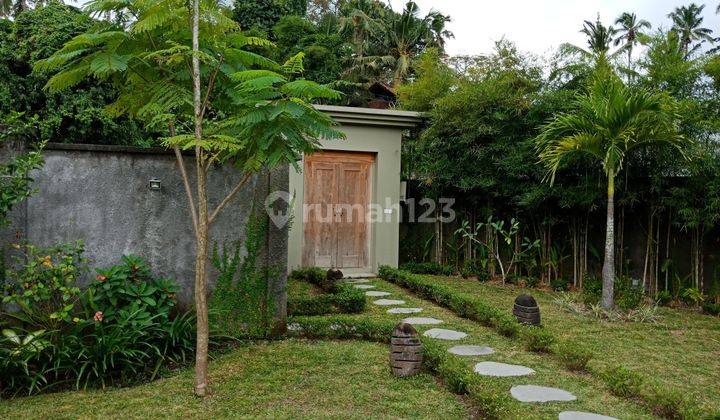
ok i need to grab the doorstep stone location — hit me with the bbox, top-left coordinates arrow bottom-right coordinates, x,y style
559,412 -> 618,420
474,362 -> 535,377
448,345 -> 495,356
402,317 -> 443,325
354,284 -> 375,289
510,385 -> 577,403
373,299 -> 406,306
423,328 -> 467,340
366,291 -> 391,297
387,307 -> 423,314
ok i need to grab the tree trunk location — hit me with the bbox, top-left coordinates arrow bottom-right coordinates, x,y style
601,171 -> 615,310
191,0 -> 209,397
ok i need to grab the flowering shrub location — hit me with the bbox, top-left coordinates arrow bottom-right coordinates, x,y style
0,246 -> 195,397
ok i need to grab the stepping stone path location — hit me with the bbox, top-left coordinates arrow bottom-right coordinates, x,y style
510,385 -> 577,403
474,362 -> 535,377
354,284 -> 375,289
347,279 -> 371,283
448,345 -> 494,356
559,412 -> 617,420
423,328 -> 467,340
387,307 -> 423,314
366,291 -> 391,297
373,299 -> 406,306
402,317 -> 443,325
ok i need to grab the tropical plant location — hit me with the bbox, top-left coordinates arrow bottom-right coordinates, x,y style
0,139 -> 44,225
561,17 -> 621,60
613,12 -> 651,69
667,3 -> 715,57
36,0 -> 343,396
536,59 -> 686,309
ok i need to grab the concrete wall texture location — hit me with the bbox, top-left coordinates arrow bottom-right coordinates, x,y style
1,142 -> 288,315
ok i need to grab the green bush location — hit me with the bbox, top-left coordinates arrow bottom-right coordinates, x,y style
581,275 -> 603,305
550,277 -> 569,291
289,266 -> 337,292
286,316 -> 394,343
615,276 -> 643,310
554,341 -> 592,371
522,325 -> 554,352
702,302 -> 720,316
645,385 -> 689,419
602,365 -> 643,398
287,276 -> 365,316
1,247 -> 196,397
399,262 -> 454,276
379,266 -> 519,338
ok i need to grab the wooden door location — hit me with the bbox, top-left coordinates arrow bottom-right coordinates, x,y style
303,151 -> 374,269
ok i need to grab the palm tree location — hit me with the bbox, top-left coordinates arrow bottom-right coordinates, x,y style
561,16 -> 623,61
338,0 -> 381,57
0,0 -> 29,18
667,3 -> 715,56
536,59 -> 686,309
343,1 -> 452,89
614,12 -> 651,68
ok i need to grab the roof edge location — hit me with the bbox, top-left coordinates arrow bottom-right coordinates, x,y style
314,105 -> 424,128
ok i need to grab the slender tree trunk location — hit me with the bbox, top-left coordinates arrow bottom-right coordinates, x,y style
601,171 -> 615,309
665,210 -> 671,291
191,0 -> 209,397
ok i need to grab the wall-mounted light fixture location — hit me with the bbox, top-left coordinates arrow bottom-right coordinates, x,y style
149,178 -> 162,191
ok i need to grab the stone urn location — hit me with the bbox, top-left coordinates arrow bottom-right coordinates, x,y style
390,322 -> 422,377
513,294 -> 541,326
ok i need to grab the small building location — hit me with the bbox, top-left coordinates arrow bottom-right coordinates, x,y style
287,105 -> 422,277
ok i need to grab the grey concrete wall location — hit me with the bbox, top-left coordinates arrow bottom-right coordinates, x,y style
1,142 -> 288,313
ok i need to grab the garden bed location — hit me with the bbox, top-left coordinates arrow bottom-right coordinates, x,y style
406,273 -> 720,415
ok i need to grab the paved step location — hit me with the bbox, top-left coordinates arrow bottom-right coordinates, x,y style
366,291 -> 391,297
423,328 -> 468,340
474,362 -> 535,377
448,345 -> 494,356
510,385 -> 577,403
387,307 -> 423,314
402,317 -> 443,325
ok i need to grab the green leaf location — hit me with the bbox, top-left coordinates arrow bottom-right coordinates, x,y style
90,53 -> 130,77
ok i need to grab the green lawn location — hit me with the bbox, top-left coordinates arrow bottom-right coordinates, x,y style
0,339 -> 468,419
423,275 -> 720,414
293,279 -> 654,419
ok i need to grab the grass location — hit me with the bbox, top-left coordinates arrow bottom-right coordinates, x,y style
292,279 -> 654,419
0,339 -> 469,419
423,275 -> 720,414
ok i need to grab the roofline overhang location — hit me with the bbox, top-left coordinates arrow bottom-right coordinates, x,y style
314,105 -> 424,128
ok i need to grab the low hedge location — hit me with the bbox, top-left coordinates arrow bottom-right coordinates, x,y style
287,316 -> 510,419
379,266 -> 707,419
288,282 -> 366,316
399,262 -> 455,276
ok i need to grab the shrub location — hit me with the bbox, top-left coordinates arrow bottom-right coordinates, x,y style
2,241 -> 87,332
702,302 -> 720,316
289,266 -> 337,292
615,276 -> 643,310
645,385 -> 689,419
550,277 -> 569,291
287,279 -> 365,316
602,365 -> 643,398
399,261 -> 454,276
554,341 -> 592,371
654,290 -> 673,306
1,248 -> 197,397
581,275 -> 602,305
680,287 -> 705,307
522,325 -> 554,352
379,266 -> 519,338
89,255 -> 179,323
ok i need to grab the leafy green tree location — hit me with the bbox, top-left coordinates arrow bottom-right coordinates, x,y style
562,17 -> 621,59
397,48 -> 456,112
38,0 -> 342,395
232,0 -> 307,37
667,3 -> 714,57
536,59 -> 686,309
0,2 -> 148,145
613,12 -> 651,69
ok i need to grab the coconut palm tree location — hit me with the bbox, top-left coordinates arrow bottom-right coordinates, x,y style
536,58 -> 686,309
561,16 -> 624,61
614,12 -> 651,68
667,3 -> 715,56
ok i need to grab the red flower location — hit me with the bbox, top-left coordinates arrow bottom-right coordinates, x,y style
96,275 -> 107,282
93,311 -> 104,322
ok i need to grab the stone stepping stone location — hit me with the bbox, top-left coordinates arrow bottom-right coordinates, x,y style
373,299 -> 406,306
365,291 -> 391,297
354,284 -> 375,289
403,317 -> 443,325
347,279 -> 371,283
448,345 -> 494,356
287,323 -> 303,332
474,362 -> 535,377
510,385 -> 577,403
423,328 -> 467,340
387,307 -> 423,314
559,412 -> 617,420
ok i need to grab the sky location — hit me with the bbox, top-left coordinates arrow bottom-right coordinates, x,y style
390,0 -> 720,57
